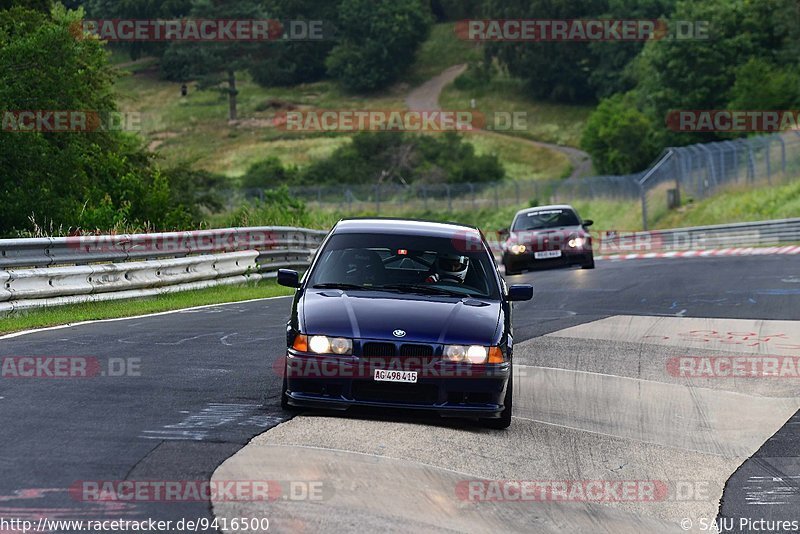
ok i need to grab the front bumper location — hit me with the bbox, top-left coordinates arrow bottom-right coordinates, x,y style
284,353 -> 511,418
504,248 -> 591,270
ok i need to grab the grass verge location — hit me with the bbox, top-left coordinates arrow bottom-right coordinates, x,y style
0,279 -> 293,335
440,76 -> 593,148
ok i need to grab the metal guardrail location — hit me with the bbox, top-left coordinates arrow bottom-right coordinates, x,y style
486,218 -> 800,256
1,219 -> 796,313
0,226 -> 328,313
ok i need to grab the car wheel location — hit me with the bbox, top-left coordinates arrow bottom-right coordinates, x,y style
482,372 -> 513,429
280,364 -> 296,411
581,255 -> 595,269
503,261 -> 521,276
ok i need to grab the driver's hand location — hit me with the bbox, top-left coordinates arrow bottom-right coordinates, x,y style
425,273 -> 440,283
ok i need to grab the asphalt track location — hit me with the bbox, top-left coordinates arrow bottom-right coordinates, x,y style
1,255 -> 798,533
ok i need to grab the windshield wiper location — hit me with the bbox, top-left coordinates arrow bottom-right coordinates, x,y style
378,284 -> 467,297
311,283 -> 367,291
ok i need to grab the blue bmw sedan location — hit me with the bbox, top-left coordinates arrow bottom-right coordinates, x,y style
276,218 -> 533,428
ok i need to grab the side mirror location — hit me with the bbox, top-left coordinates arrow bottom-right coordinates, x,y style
277,269 -> 300,288
507,284 -> 533,301
582,219 -> 594,227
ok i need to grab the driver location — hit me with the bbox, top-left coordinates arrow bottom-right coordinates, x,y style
425,253 -> 469,284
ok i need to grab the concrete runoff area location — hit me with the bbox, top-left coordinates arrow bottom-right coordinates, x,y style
213,315 -> 800,533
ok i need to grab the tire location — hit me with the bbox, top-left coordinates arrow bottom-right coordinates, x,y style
482,372 -> 513,429
503,261 -> 521,276
280,373 -> 290,409
581,255 -> 595,269
280,365 -> 297,411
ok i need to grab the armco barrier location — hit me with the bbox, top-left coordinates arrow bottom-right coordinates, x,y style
486,218 -> 800,257
0,226 -> 328,313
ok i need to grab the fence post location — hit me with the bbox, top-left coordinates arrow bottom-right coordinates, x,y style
778,135 -> 786,174
640,184 -> 648,232
494,183 -> 499,209
446,184 -> 452,211
375,184 -> 380,214
470,183 -> 476,210
422,184 -> 428,211
515,182 -> 520,205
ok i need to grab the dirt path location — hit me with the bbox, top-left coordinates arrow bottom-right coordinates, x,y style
405,64 -> 592,179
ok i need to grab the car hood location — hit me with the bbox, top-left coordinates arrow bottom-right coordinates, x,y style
510,226 -> 586,240
301,289 -> 502,346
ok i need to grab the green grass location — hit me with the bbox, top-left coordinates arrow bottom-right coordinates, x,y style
110,23 -> 579,181
0,280 -> 292,335
465,132 -> 571,180
407,23 -> 482,85
656,178 -> 800,229
440,77 -> 593,148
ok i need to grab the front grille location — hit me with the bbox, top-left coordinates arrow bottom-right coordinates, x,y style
362,342 -> 396,357
400,344 -> 434,358
351,381 -> 439,404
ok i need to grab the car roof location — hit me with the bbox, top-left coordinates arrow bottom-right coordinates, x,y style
334,218 -> 482,239
514,204 -> 576,217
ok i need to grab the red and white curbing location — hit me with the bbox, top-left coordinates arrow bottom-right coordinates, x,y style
597,245 -> 800,261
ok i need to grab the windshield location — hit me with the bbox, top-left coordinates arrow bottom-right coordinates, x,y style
307,232 -> 500,299
512,209 -> 580,231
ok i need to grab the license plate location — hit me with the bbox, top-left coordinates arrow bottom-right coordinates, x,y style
374,369 -> 418,383
534,250 -> 562,259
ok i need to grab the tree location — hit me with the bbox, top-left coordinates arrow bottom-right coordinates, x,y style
161,0 -> 267,120
325,0 -> 432,92
581,93 -> 660,174
249,0 -> 340,87
0,5 -> 193,234
632,0 -> 800,145
84,0 -> 192,60
482,0 -> 608,104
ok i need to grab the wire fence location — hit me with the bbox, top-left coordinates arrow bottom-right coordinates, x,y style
243,131 -> 800,230
638,131 -> 800,229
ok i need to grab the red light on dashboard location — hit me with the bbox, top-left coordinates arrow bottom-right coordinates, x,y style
398,249 -> 408,255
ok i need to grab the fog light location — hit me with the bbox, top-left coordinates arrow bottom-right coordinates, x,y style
444,345 -> 466,362
330,337 -> 352,355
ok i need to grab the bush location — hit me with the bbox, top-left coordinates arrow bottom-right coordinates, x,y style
241,157 -> 298,189
581,94 -> 660,174
298,131 -> 505,185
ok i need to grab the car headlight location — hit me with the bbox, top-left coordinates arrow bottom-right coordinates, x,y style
568,237 -> 585,248
510,244 -> 526,254
444,345 -> 504,364
302,335 -> 353,355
